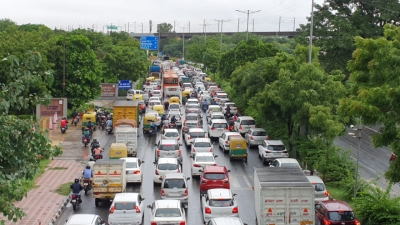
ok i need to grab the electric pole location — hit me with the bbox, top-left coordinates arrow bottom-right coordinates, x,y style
199,21 -> 212,45
174,20 -> 176,32
134,22 -> 136,33
279,17 -> 282,32
308,0 -> 315,64
215,19 -> 231,52
188,21 -> 190,33
215,20 -> 220,33
252,19 -> 254,32
237,18 -> 240,32
128,22 -> 130,33
141,23 -> 143,33
293,17 -> 296,31
235,9 -> 261,41
62,34 -> 66,97
180,26 -> 189,59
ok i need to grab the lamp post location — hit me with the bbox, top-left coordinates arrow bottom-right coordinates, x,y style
199,22 -> 212,45
179,26 -> 188,59
235,9 -> 261,41
308,0 -> 315,64
214,19 -> 231,52
348,119 -> 362,198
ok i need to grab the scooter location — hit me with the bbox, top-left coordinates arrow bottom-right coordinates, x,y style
148,127 -> 157,136
106,126 -> 112,134
82,137 -> 90,147
73,117 -> 79,126
71,193 -> 82,211
61,126 -> 67,134
82,178 -> 92,195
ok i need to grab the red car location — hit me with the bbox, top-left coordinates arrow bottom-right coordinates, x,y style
199,166 -> 230,195
315,200 -> 360,225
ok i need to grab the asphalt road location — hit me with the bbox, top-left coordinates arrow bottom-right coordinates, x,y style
56,104 -> 261,225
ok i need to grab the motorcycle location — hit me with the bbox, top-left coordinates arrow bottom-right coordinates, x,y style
229,125 -> 235,132
72,117 -> 79,126
148,127 -> 157,136
82,137 -> 89,147
82,178 -> 92,195
169,123 -> 177,129
99,116 -> 106,130
71,193 -> 82,211
106,126 -> 112,134
61,126 -> 67,134
93,154 -> 102,161
202,104 -> 209,113
91,143 -> 100,152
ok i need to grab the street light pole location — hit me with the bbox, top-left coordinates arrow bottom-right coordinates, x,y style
308,0 -> 315,64
236,9 -> 261,41
214,19 -> 231,52
179,26 -> 188,59
348,118 -> 362,198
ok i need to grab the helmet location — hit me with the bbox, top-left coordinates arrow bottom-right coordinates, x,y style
93,139 -> 97,142
86,166 -> 90,169
74,178 -> 79,183
84,128 -> 88,131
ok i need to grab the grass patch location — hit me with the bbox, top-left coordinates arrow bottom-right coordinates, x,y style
48,167 -> 68,170
55,182 -> 73,196
326,183 -> 353,203
20,159 -> 51,193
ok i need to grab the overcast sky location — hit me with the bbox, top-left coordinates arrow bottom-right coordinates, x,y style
1,0 -> 324,33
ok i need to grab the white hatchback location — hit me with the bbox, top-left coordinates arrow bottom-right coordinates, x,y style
66,214 -> 106,225
121,157 -> 144,183
201,189 -> 239,223
190,152 -> 218,177
162,128 -> 181,144
108,193 -> 145,225
191,138 -> 213,157
153,158 -> 181,184
147,200 -> 186,225
208,119 -> 229,139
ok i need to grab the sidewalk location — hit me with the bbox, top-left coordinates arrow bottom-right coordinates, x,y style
0,123 -> 84,225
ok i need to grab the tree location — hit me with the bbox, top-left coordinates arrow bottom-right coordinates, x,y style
0,52 -> 61,224
339,24 -> 400,183
157,23 -> 173,33
48,34 -> 102,108
19,23 -> 51,32
0,18 -> 17,32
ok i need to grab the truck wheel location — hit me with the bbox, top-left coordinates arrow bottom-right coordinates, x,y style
95,198 -> 99,207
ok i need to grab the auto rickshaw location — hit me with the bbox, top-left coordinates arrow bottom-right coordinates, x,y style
133,94 -> 143,101
143,113 -> 157,133
82,112 -> 97,131
181,90 -> 191,104
229,137 -> 248,162
109,143 -> 128,159
146,77 -> 155,82
169,96 -> 180,104
204,77 -> 212,82
152,104 -> 165,116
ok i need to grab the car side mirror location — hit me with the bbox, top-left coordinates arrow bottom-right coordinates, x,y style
189,155 -> 193,158
141,197 -> 146,201
159,177 -> 163,180
153,161 -> 156,164
141,161 -> 145,163
199,169 -> 203,172
227,170 -> 231,172
214,155 -> 218,158
233,193 -> 237,196
147,205 -> 153,209
186,177 -> 190,180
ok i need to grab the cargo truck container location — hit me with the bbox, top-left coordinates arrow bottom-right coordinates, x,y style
114,125 -> 138,157
113,101 -> 139,127
93,160 -> 126,207
254,167 -> 315,225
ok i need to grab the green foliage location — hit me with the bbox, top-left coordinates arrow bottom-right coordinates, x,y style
0,18 -> 17,32
19,24 -> 51,32
157,23 -> 173,33
353,183 -> 400,225
340,24 -> 400,182
0,53 -> 61,224
55,182 -> 73,196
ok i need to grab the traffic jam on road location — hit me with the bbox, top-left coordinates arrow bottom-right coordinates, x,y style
62,59 -> 362,225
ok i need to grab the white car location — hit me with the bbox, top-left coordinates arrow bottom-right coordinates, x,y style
306,175 -> 330,202
270,158 -> 301,168
185,104 -> 200,114
208,86 -> 219,92
208,119 -> 229,139
153,158 -> 181,184
201,189 -> 239,223
169,103 -> 182,112
147,200 -> 187,225
66,214 -> 106,225
218,132 -> 241,152
121,157 -> 144,183
162,128 -> 181,144
183,128 -> 207,147
150,82 -> 158,89
207,112 -> 225,124
149,96 -> 161,102
221,102 -> 238,115
186,98 -> 200,107
108,193 -> 145,225
143,85 -> 154,93
191,138 -> 213,156
182,83 -> 194,91
167,111 -> 183,127
234,116 -> 256,135
207,105 -> 222,118
190,152 -> 218,176
258,140 -> 289,165
148,99 -> 162,108
151,90 -> 163,99
207,217 -> 247,225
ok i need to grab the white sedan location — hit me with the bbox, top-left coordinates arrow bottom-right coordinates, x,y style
121,158 -> 144,183
162,128 -> 181,144
190,152 -> 218,177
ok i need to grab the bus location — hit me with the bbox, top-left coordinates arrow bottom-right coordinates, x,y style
162,70 -> 181,103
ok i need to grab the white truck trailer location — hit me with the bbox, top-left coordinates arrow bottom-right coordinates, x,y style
114,126 -> 138,157
254,167 -> 315,225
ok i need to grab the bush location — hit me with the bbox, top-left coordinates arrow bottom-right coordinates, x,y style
332,171 -> 369,201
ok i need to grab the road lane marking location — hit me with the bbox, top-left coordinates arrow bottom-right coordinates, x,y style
364,126 -> 381,134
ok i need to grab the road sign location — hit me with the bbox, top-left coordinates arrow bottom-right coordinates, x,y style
118,80 -> 132,90
107,25 -> 118,30
140,36 -> 158,50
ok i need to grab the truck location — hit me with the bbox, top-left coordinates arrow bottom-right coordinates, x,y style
93,160 -> 126,207
149,65 -> 161,72
114,125 -> 138,157
113,101 -> 139,127
254,167 -> 315,225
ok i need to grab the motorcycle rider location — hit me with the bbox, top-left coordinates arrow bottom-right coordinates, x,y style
228,116 -> 235,130
150,120 -> 157,133
103,109 -> 109,117
60,117 -> 68,130
87,156 -> 95,170
90,139 -> 100,151
93,146 -> 104,159
170,115 -> 177,126
202,99 -> 209,111
70,178 -> 83,202
106,117 -> 113,127
82,165 -> 93,186
86,121 -> 94,133
232,114 -> 238,121
225,105 -> 231,117
162,118 -> 169,131
71,110 -> 79,123
82,128 -> 91,143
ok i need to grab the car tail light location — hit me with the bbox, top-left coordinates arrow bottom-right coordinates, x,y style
223,179 -> 229,183
232,206 -> 238,213
193,164 -> 201,167
239,125 -> 242,130
133,170 -> 140,174
193,148 -> 196,152
211,127 -> 215,130
151,222 -> 157,225
205,207 -> 212,214
135,206 -> 141,213
157,150 -> 160,156
250,136 -> 254,140
178,137 -> 180,140
161,189 -> 165,196
184,189 -> 188,196
155,169 -> 159,175
209,148 -> 213,152
180,221 -> 186,225
323,219 -> 331,225
266,136 -> 270,140
109,206 -> 115,213
178,150 -> 181,156
325,191 -> 329,197
355,220 -> 361,225
225,141 -> 228,144
212,164 -> 217,166
72,195 -> 77,199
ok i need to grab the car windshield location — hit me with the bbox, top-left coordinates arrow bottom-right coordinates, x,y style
158,164 -> 179,170
253,131 -> 267,136
313,183 -> 326,192
196,156 -> 214,162
194,142 -> 211,147
126,162 -> 138,168
226,103 -> 235,107
164,179 -> 186,188
159,145 -> 178,151
328,211 -> 356,221
187,109 -> 199,113
204,173 -> 226,180
213,115 -> 224,119
190,132 -> 205,138
183,83 -> 192,87
267,145 -> 286,151
228,135 -> 240,140
127,90 -> 135,94
241,120 -> 256,125
186,115 -> 197,120
115,202 -> 136,210
165,132 -> 179,137
281,163 -> 299,167
209,199 -> 234,207
186,122 -> 198,126
213,123 -> 227,128
155,208 -> 181,217
170,105 -> 180,109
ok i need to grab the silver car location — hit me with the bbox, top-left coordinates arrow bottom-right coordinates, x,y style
153,158 -> 181,184
207,112 -> 225,124
155,139 -> 182,162
191,138 -> 213,156
244,128 -> 269,148
207,217 -> 247,225
147,200 -> 186,225
190,152 -> 218,177
258,140 -> 289,165
306,175 -> 330,202
160,173 -> 190,206
201,189 -> 239,223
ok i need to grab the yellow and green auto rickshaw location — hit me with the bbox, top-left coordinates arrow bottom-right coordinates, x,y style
152,104 -> 165,116
132,94 -> 143,101
143,113 -> 157,133
204,77 -> 212,82
146,77 -> 155,82
82,112 -> 97,131
169,96 -> 180,105
229,136 -> 248,162
109,143 -> 128,159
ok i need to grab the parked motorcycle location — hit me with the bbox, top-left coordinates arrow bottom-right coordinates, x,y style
82,178 -> 92,195
70,193 -> 82,211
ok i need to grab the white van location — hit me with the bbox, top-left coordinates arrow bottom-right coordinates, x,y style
126,89 -> 143,101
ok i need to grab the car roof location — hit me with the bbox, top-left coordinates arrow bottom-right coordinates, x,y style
67,214 -> 97,224
306,175 -> 325,184
208,188 -> 232,199
266,140 -> 284,145
164,172 -> 186,179
275,158 -> 299,163
113,193 -> 139,202
188,98 -> 198,101
250,128 -> 266,132
204,165 -> 226,173
209,105 -> 220,108
120,157 -> 139,163
159,139 -> 178,144
170,103 -> 180,105
211,119 -> 227,123
195,152 -> 214,157
157,158 -> 178,163
194,138 -> 211,142
164,129 -> 179,133
189,128 -> 205,132
320,200 -> 352,211
155,199 -> 181,208
238,116 -> 254,120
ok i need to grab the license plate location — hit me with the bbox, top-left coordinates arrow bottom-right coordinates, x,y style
84,183 -> 88,185
274,153 -> 281,155
169,193 -> 180,197
71,200 -> 76,202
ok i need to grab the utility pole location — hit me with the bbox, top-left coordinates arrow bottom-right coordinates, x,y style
62,34 -> 66,97
188,21 -> 190,33
279,17 -> 282,32
128,22 -> 130,33
215,19 -> 231,52
293,17 -> 296,31
236,9 -> 261,41
252,19 -> 254,32
174,20 -> 176,32
134,22 -> 136,33
125,24 -> 126,32
215,20 -> 220,33
141,23 -> 144,33
308,0 -> 315,64
237,18 -> 240,32
180,26 -> 188,59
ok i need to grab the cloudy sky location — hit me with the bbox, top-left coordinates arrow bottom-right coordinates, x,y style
1,0 -> 324,33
